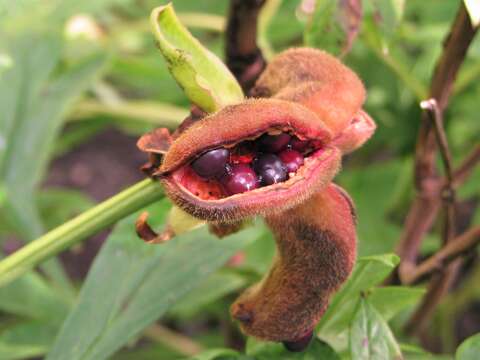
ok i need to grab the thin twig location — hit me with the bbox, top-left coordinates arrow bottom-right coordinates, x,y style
421,98 -> 457,268
420,99 -> 454,184
225,0 -> 266,91
451,144 -> 480,188
402,227 -> 480,285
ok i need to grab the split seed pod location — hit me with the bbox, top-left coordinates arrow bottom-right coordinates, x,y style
137,48 -> 375,349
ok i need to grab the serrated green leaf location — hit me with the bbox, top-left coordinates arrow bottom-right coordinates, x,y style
47,199 -> 262,360
318,254 -> 399,335
150,3 -> 243,113
456,333 -> 480,360
349,298 -> 402,360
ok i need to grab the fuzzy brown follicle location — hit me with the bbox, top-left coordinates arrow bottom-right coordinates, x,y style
230,184 -> 356,342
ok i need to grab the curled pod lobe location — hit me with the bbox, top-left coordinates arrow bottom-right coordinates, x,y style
230,184 -> 356,343
252,48 -> 375,153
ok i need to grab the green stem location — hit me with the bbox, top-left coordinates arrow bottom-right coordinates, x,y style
0,179 -> 164,287
71,99 -> 188,129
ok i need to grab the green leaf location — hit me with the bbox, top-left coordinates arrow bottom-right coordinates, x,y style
0,31 -> 105,290
365,0 -> 405,40
456,333 -> 480,360
338,162 -> 405,256
150,3 -> 244,112
369,286 -> 425,321
1,35 -> 106,241
318,254 -> 399,335
241,227 -> 276,276
0,272 -> 69,324
0,33 -> 62,196
113,342 -> 184,360
0,183 -> 5,206
0,320 -> 57,360
246,337 -> 340,360
47,199 -> 262,360
349,298 -> 402,360
37,188 -> 95,230
190,348 -> 248,360
169,270 -> 248,318
0,52 -> 12,77
304,0 -> 362,56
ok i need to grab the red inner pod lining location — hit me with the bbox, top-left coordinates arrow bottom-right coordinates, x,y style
172,131 -> 323,200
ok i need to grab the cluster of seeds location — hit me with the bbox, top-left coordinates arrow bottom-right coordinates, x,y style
190,133 -> 311,196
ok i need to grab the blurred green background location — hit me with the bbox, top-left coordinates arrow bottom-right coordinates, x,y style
0,0 -> 479,359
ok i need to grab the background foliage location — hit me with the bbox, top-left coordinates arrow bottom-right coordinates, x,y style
0,0 -> 479,359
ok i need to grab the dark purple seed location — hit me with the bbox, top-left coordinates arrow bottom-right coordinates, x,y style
278,149 -> 304,173
253,154 -> 287,186
258,133 -> 291,153
221,164 -> 259,195
283,330 -> 313,352
191,148 -> 229,178
289,137 -> 310,152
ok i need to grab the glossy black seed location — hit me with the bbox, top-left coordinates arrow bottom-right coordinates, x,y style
279,149 -> 304,173
283,331 -> 313,352
221,164 -> 259,195
191,148 -> 229,178
258,133 -> 291,153
253,154 -> 287,185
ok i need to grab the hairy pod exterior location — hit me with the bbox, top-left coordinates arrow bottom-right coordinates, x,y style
230,184 -> 356,342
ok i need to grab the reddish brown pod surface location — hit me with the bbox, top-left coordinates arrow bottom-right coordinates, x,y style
251,48 -> 375,151
137,48 -> 375,349
231,184 -> 356,343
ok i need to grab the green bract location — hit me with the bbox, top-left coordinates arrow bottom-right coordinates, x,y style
150,3 -> 244,113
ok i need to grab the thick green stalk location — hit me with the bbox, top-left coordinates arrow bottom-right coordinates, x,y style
0,179 -> 164,286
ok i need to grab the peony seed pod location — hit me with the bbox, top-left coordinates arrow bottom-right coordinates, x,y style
137,48 -> 375,348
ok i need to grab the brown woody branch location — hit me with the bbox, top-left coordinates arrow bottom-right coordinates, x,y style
226,0 -> 267,92
421,99 -> 457,273
400,2 -> 478,335
396,3 -> 477,275
402,227 -> 480,285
